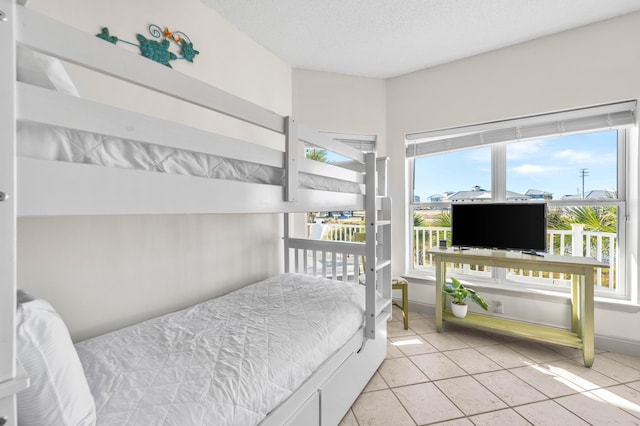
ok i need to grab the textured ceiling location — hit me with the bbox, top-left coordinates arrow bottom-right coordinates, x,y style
201,0 -> 640,79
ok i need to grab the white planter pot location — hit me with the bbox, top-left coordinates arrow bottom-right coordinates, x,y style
451,302 -> 468,318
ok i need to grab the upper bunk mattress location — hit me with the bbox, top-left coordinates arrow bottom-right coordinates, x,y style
74,273 -> 366,426
18,122 -> 362,194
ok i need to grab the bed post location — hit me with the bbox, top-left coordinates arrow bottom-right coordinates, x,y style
284,116 -> 298,203
283,116 -> 297,274
0,1 -> 22,424
283,213 -> 290,273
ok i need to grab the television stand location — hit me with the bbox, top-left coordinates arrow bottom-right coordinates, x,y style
429,248 -> 608,367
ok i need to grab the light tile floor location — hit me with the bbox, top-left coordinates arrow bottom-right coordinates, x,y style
340,307 -> 640,425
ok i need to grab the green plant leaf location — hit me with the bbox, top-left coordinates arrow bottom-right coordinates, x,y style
470,292 -> 489,310
442,277 -> 489,310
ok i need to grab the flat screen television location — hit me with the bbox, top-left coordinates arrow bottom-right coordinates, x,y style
450,203 -> 547,253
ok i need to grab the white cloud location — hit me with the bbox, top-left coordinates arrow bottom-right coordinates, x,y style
466,148 -> 491,163
511,164 -> 556,174
596,153 -> 618,165
552,149 -> 592,162
507,140 -> 544,160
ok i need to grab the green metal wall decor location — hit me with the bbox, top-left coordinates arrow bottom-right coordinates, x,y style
97,24 -> 199,68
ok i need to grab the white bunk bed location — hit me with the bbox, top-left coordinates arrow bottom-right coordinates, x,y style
0,2 -> 392,426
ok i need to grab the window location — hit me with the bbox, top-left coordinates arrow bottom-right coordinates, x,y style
413,147 -> 491,203
505,131 -> 618,201
406,101 -> 635,300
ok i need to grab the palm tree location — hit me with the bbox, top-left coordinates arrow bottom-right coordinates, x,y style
432,211 -> 451,228
413,210 -> 450,266
306,148 -> 328,163
412,212 -> 427,266
566,206 -> 617,265
565,206 -> 616,233
546,210 -> 571,231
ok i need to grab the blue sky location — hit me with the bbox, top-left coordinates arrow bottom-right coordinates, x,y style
413,130 -> 618,200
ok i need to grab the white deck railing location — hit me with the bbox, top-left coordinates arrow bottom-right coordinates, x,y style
311,223 -> 617,290
307,222 -> 365,241
304,222 -> 366,280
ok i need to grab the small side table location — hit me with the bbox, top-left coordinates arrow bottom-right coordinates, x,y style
430,248 -> 607,367
392,277 -> 409,330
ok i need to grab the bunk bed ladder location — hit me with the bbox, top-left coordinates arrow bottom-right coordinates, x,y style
282,152 -> 391,342
364,153 -> 392,340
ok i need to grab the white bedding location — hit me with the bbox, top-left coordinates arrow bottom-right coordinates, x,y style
18,122 -> 362,194
74,273 -> 366,426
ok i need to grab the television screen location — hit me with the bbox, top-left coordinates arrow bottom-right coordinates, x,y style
451,203 -> 547,252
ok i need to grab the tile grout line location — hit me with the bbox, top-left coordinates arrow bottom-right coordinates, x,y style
346,312 -> 640,426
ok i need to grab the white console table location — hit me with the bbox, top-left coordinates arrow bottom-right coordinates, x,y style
429,248 -> 608,367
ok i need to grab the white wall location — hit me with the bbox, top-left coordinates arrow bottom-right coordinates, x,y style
292,12 -> 640,351
386,12 -> 640,350
293,69 -> 387,155
18,0 -> 292,341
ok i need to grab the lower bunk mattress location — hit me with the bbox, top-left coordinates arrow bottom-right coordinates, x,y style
74,273 -> 367,426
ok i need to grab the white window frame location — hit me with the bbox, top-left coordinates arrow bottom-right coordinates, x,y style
406,102 -> 636,301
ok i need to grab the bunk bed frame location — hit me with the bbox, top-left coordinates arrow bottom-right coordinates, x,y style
0,1 -> 392,425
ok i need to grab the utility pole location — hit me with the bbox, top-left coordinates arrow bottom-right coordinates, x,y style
579,168 -> 589,199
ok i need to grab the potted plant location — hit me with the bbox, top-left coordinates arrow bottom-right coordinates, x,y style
443,277 -> 489,318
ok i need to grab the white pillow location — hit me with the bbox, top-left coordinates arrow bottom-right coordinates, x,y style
16,293 -> 96,426
16,45 -> 80,97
